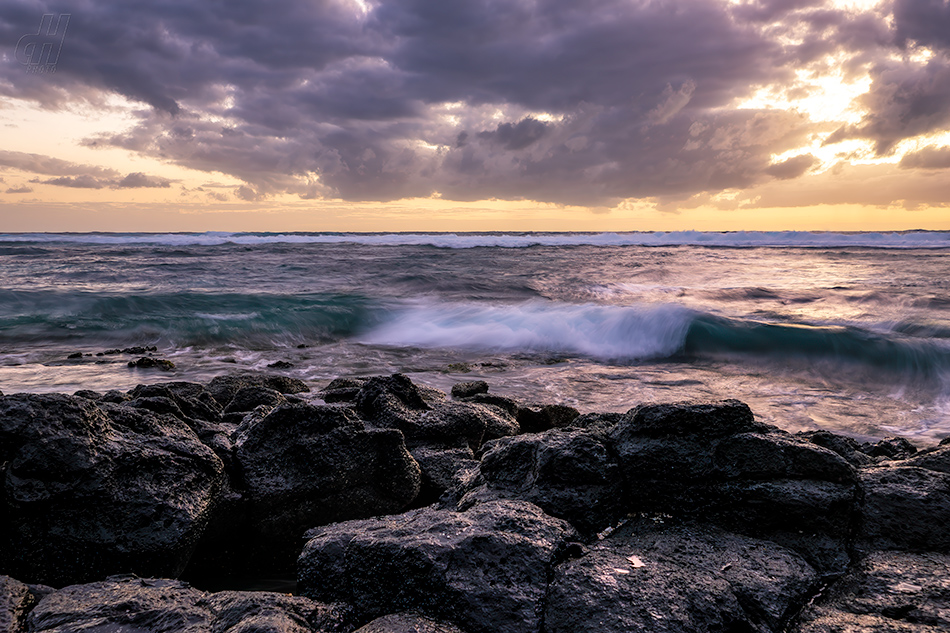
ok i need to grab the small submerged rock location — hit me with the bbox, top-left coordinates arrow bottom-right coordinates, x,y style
127,357 -> 176,370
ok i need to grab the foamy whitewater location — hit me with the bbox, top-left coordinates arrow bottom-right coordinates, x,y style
2,231 -> 950,444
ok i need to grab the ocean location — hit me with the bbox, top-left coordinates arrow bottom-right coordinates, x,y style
2,231 -> 949,445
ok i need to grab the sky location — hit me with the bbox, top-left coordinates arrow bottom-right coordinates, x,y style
1,0 -> 949,232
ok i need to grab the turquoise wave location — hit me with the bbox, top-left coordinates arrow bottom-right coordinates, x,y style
0,290 -> 377,348
684,315 -> 949,377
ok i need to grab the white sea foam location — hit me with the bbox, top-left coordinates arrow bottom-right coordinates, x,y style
360,301 -> 695,360
3,230 -> 950,248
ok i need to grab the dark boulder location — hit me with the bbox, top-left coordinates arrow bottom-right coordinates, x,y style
450,381 -> 488,399
207,374 -> 310,409
354,613 -> 469,633
797,429 -> 875,467
27,575 -> 349,633
129,382 -> 223,424
298,499 -> 577,633
233,403 -> 421,567
791,551 -> 950,632
354,375 -> 516,449
567,412 -> 626,431
516,404 -> 579,433
460,428 -> 623,537
863,436 -> 918,460
1,394 -> 225,586
858,465 -> 950,553
545,521 -> 819,633
224,386 -> 289,415
456,393 -> 519,418
408,446 -> 479,507
606,400 -> 860,575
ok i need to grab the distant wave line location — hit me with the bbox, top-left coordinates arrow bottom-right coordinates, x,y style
2,231 -> 950,249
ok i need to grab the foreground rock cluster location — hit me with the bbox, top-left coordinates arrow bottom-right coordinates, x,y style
3,373 -> 950,632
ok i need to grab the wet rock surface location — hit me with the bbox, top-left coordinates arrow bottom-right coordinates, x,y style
353,613 -> 469,633
298,500 -> 577,633
232,403 -> 421,567
545,521 -> 819,633
791,552 -> 950,632
26,575 -> 350,633
608,400 -> 860,574
458,428 -> 623,537
3,373 -> 950,632
0,393 -> 225,586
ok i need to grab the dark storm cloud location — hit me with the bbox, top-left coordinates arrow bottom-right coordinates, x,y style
894,0 -> 950,49
2,0 -> 943,206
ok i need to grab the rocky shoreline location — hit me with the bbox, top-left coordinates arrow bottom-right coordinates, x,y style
2,373 -> 950,632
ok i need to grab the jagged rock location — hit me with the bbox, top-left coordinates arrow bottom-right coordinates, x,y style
798,429 -> 875,467
127,395 -> 187,419
233,403 -> 420,568
859,465 -> 950,553
791,552 -> 950,632
1,394 -> 225,586
99,389 -> 131,403
516,404 -> 579,433
267,360 -> 295,369
1,575 -> 42,633
456,393 -> 519,418
902,445 -> 950,474
319,377 -> 369,403
864,436 -> 918,460
224,386 -> 289,414
354,375 -> 516,449
459,428 -> 623,537
354,613 -> 469,633
450,381 -> 489,399
129,382 -> 223,423
71,389 -> 102,400
567,412 -> 626,431
607,400 -> 860,574
409,446 -> 479,507
298,500 -> 578,633
545,521 -> 819,633
207,374 -> 310,408
27,575 -> 349,633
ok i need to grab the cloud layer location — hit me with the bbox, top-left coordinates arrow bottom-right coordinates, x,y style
1,0 -> 948,207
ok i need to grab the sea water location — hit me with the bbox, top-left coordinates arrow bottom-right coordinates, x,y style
1,231 -> 949,445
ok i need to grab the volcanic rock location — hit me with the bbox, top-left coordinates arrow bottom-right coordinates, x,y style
232,403 -> 420,567
545,521 -> 819,633
459,428 -> 624,537
0,394 -> 224,586
298,499 -> 577,633
607,400 -> 860,574
26,575 -> 348,633
791,551 -> 950,632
